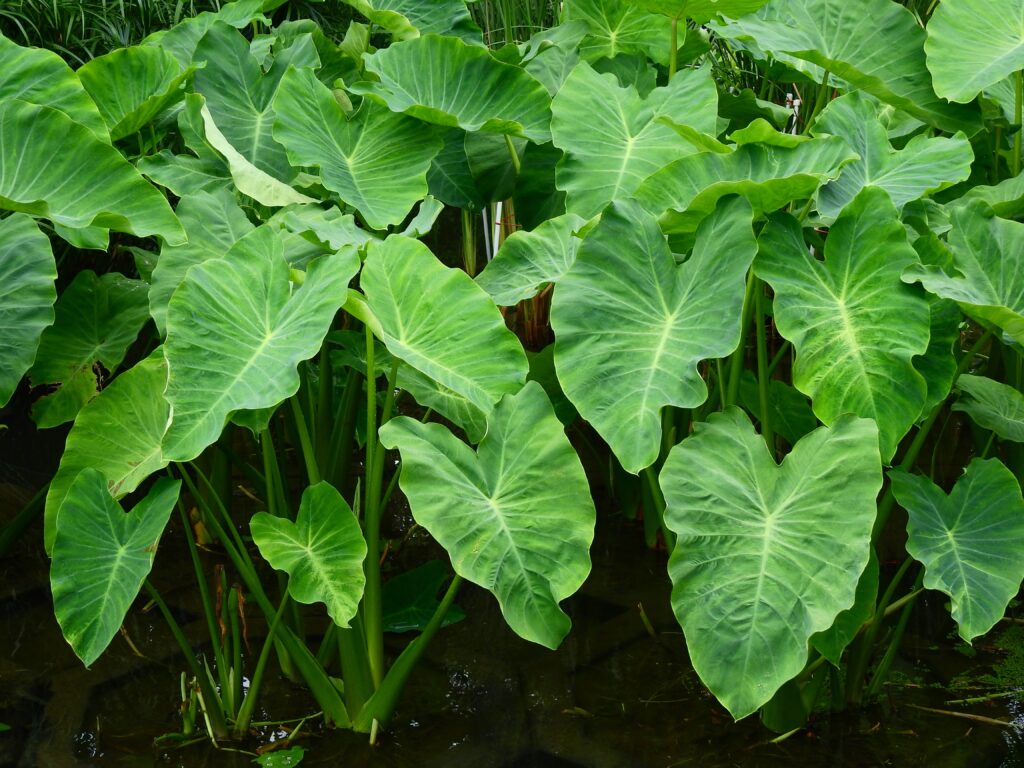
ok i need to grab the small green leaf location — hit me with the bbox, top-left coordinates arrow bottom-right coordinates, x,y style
253,745 -> 305,767
660,408 -> 881,719
251,483 -> 366,628
953,375 -> 1024,443
891,460 -> 1024,642
380,382 -> 596,649
51,469 -> 179,667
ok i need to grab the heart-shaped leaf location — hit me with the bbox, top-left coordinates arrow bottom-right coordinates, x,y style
925,0 -> 1024,103
361,236 -> 528,439
903,201 -> 1024,346
891,459 -> 1024,641
660,408 -> 881,719
353,35 -> 552,142
812,93 -> 973,220
380,381 -> 596,649
29,271 -> 150,428
476,213 -> 585,306
44,354 -> 170,554
251,482 -> 367,628
953,375 -> 1024,443
755,187 -> 930,461
552,196 -> 756,474
273,67 -> 443,230
550,60 -> 716,218
0,100 -> 183,243
162,227 -> 357,462
0,214 -> 56,408
712,0 -> 981,133
51,468 -> 180,667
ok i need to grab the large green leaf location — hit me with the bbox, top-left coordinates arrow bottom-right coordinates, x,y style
150,190 -> 254,336
43,354 -> 170,554
953,375 -> 1024,443
379,382 -> 595,649
636,130 -> 854,239
360,236 -> 528,437
562,0 -> 673,65
476,213 -> 585,306
354,35 -> 552,143
550,61 -> 716,218
162,227 -> 357,462
712,0 -> 981,133
0,35 -> 106,139
812,93 -> 973,220
141,0 -> 277,67
29,271 -> 150,428
251,482 -> 367,628
633,0 -> 768,22
51,469 -> 179,667
891,459 -> 1024,641
273,67 -> 442,230
925,0 -> 1024,103
903,201 -> 1024,346
660,408 -> 881,719
755,187 -> 930,461
335,0 -> 482,43
551,196 -> 756,474
0,100 -> 183,242
77,46 -> 190,141
0,214 -> 56,408
192,22 -> 298,182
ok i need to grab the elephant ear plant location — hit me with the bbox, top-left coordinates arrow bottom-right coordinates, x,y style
3,0 -> 1024,752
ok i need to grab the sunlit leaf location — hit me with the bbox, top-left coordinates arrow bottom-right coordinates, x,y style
0,214 -> 56,408
661,408 -> 881,718
51,469 -> 179,667
251,482 -> 367,628
552,196 -> 756,474
756,187 -> 930,461
380,382 -> 595,649
891,459 -> 1024,641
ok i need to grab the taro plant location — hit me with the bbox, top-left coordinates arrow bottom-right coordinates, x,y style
3,0 -> 1024,752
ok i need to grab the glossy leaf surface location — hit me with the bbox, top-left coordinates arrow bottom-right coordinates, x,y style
661,409 -> 881,718
756,187 -> 930,461
162,228 -> 357,461
552,196 -> 756,474
51,469 -> 179,666
380,382 -> 595,649
0,214 -> 56,408
251,482 -> 367,628
891,460 -> 1024,641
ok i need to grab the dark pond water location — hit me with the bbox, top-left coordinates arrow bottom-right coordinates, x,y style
3,480 -> 1024,768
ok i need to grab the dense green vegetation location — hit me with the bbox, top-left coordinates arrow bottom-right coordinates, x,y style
2,0 -> 1024,758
